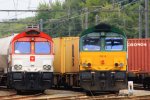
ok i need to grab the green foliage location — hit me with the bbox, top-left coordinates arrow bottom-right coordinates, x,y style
36,3 -> 51,20
35,0 -> 147,38
36,0 -> 83,37
0,17 -> 36,37
0,0 -> 149,38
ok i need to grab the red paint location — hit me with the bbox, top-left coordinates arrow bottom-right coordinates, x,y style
101,60 -> 104,65
128,39 -> 150,73
30,56 -> 35,62
11,29 -> 54,55
12,29 -> 53,42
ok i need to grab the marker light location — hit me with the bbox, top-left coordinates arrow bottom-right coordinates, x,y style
115,63 -> 119,67
119,63 -> 124,67
43,65 -> 51,70
14,65 -> 22,70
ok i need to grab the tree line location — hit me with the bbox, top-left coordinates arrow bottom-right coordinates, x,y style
0,0 -> 149,38
35,0 -> 149,38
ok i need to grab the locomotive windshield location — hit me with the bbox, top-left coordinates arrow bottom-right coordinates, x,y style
105,33 -> 124,51
82,32 -> 101,51
105,37 -> 123,51
35,42 -> 50,54
81,32 -> 125,51
15,42 -> 31,54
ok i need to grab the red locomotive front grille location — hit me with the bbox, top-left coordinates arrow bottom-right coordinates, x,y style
30,56 -> 35,62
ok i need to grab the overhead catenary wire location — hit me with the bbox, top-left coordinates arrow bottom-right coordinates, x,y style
0,0 -> 143,35
0,8 -> 148,13
0,7 -> 148,26
0,7 -> 140,24
0,0 -> 143,21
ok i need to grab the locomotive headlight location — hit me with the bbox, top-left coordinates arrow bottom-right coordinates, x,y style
82,62 -> 91,68
119,63 -> 124,67
82,63 -> 87,67
87,63 -> 91,67
43,65 -> 51,70
14,65 -> 22,70
114,63 -> 119,67
47,65 -> 51,70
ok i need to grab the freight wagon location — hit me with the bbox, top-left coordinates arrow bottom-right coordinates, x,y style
53,37 -> 80,88
127,39 -> 150,88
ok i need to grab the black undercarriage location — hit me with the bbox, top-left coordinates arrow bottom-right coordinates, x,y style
7,72 -> 53,91
80,71 -> 127,92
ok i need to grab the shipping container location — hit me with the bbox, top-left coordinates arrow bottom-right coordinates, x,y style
128,39 -> 150,73
53,37 -> 79,74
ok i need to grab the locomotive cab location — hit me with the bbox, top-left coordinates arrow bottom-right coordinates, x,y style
79,23 -> 127,93
7,29 -> 54,92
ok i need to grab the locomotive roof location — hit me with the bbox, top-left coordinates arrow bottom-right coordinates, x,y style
80,23 -> 126,37
12,29 -> 53,42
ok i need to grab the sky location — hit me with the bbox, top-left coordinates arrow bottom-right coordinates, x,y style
0,0 -> 63,21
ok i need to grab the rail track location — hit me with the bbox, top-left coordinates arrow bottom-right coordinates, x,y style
49,94 -> 150,100
0,93 -> 43,100
0,91 -> 150,100
0,85 -> 150,100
